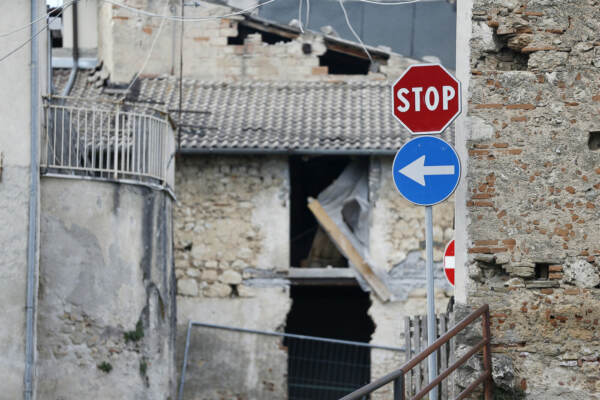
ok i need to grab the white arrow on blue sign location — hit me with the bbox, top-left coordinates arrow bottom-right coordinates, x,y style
393,136 -> 461,206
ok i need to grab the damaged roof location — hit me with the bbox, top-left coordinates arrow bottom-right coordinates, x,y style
54,69 -> 420,154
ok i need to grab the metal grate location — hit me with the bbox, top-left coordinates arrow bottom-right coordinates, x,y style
178,321 -> 404,400
41,98 -> 175,190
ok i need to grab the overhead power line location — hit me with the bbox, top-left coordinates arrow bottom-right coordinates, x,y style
0,0 -> 75,38
101,0 -> 279,21
0,4 -> 71,64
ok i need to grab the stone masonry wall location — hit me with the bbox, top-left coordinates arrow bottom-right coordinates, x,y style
174,155 -> 291,399
462,1 -> 600,398
98,0 -> 417,83
368,156 -> 454,396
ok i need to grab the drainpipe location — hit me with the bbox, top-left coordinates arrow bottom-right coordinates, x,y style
25,0 -> 41,398
62,0 -> 78,96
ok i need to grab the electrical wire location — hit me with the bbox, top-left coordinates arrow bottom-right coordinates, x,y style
102,0 -> 279,22
337,0 -> 373,64
125,4 -> 169,93
356,0 -> 424,5
297,0 -> 304,33
0,5 -> 69,64
305,0 -> 310,29
0,0 -> 75,38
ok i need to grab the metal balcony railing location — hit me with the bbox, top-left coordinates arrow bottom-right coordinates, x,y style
41,97 -> 175,192
340,304 -> 493,400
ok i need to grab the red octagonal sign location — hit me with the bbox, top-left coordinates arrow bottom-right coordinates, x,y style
392,64 -> 461,135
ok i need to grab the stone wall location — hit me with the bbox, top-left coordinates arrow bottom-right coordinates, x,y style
458,1 -> 600,398
37,178 -> 176,399
98,0 -> 417,83
174,155 -> 291,399
174,154 -> 457,398
368,156 -> 454,394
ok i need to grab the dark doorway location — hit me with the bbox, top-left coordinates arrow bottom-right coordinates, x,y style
290,155 -> 352,268
285,285 -> 375,399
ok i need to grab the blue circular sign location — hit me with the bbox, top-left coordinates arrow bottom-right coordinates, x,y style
392,136 -> 460,206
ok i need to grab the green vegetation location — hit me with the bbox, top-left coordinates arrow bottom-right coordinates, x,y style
124,320 -> 144,342
98,361 -> 112,373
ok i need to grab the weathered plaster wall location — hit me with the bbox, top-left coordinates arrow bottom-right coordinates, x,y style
37,178 -> 176,399
174,155 -> 291,399
458,1 -> 600,398
0,1 -> 46,397
97,0 -> 417,83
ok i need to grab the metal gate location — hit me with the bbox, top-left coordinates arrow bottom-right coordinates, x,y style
178,321 -> 404,400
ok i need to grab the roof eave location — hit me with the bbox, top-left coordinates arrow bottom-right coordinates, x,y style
177,147 -> 397,156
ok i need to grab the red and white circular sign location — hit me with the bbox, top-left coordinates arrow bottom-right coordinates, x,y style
392,64 -> 461,135
443,239 -> 455,287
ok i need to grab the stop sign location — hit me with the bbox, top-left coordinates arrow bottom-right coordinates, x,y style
443,239 -> 455,287
392,64 -> 461,135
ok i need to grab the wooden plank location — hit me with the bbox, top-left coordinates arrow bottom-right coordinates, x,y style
307,198 -> 391,302
440,314 -> 448,399
415,316 -> 421,394
288,267 -> 356,279
421,316 -> 428,390
404,316 -> 412,396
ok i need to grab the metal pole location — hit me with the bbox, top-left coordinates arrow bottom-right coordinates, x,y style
425,205 -> 438,400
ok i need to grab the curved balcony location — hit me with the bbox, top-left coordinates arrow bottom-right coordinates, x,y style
41,97 -> 175,195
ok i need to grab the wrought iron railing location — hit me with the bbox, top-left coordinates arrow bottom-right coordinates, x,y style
340,304 -> 493,400
41,98 -> 175,191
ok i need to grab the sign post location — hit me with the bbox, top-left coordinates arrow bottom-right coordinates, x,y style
391,64 -> 461,400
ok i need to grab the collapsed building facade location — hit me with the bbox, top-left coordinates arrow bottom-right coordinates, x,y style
2,0 -> 455,398
92,1 -> 455,398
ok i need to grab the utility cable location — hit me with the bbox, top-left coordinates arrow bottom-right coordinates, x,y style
0,0 -> 75,38
337,0 -> 373,64
297,0 -> 304,33
0,5 -> 69,64
102,0 -> 279,22
125,3 -> 170,93
356,0 -> 424,5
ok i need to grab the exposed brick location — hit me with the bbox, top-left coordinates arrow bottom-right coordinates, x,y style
468,247 -> 492,254
311,66 -> 328,75
521,46 -> 556,53
493,143 -> 509,148
511,116 -> 528,122
505,104 -> 536,110
142,25 -> 153,35
565,186 -> 576,194
549,273 -> 563,280
541,288 -> 554,294
474,240 -> 499,246
549,265 -> 563,272
475,104 -> 503,109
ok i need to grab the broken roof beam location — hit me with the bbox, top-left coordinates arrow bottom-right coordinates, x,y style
307,198 -> 391,302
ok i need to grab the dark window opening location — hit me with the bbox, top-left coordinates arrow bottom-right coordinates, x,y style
535,263 -> 549,280
290,155 -> 352,268
227,24 -> 293,45
588,131 -> 600,150
319,49 -> 371,75
285,285 -> 375,400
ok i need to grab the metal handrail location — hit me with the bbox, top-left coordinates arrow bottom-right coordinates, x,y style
41,99 -> 175,191
340,304 -> 493,400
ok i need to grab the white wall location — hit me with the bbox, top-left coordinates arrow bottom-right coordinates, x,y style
0,1 -> 46,398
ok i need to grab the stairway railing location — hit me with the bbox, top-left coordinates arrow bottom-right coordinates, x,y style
339,304 -> 492,400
